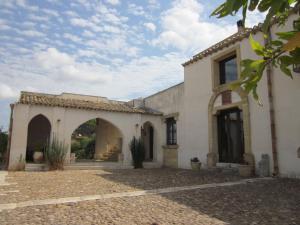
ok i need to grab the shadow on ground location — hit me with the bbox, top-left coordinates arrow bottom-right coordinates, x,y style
97,168 -> 300,225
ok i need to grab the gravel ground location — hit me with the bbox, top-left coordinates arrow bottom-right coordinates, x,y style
1,178 -> 299,225
0,168 -> 241,203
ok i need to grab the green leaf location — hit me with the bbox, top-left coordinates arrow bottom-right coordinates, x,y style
258,0 -> 272,12
271,40 -> 283,47
277,31 -> 297,40
249,35 -> 265,56
278,55 -> 293,65
248,0 -> 259,11
280,64 -> 293,78
282,32 -> 300,51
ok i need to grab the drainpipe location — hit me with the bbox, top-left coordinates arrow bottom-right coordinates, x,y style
265,28 -> 279,176
5,104 -> 14,170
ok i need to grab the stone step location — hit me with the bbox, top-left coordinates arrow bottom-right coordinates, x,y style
25,163 -> 133,171
25,163 -> 48,171
65,164 -> 133,170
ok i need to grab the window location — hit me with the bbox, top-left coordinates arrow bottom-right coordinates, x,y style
166,117 -> 177,145
219,55 -> 238,85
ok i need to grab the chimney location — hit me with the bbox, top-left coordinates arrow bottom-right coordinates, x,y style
237,20 -> 244,32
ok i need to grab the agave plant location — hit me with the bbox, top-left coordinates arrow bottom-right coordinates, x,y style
44,135 -> 68,170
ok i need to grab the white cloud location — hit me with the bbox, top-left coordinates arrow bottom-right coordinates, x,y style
82,30 -> 95,37
19,29 -> 45,37
106,0 -> 120,5
63,33 -> 82,43
246,10 -> 266,27
28,14 -> 49,22
64,10 -> 78,17
128,3 -> 145,16
16,0 -> 39,11
35,48 -> 111,82
70,18 -> 91,27
144,22 -> 156,32
153,0 -> 235,53
43,9 -> 59,17
0,84 -> 17,99
0,19 -> 11,30
148,0 -> 160,9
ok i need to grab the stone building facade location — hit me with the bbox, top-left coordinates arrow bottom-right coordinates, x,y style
7,14 -> 300,177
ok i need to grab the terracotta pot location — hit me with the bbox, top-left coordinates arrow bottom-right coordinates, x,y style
191,162 -> 201,170
70,153 -> 76,163
33,152 -> 44,163
238,165 -> 253,177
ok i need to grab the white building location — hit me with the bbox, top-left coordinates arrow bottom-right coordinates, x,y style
6,14 -> 300,177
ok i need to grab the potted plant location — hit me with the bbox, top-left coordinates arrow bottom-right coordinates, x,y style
33,147 -> 44,163
190,157 -> 201,170
238,161 -> 253,177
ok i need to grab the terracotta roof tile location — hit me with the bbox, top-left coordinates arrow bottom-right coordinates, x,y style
18,92 -> 162,115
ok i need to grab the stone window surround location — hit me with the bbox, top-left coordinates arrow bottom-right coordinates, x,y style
162,112 -> 179,150
207,86 -> 254,168
211,45 -> 241,90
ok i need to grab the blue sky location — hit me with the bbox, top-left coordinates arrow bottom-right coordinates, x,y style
0,0 -> 264,130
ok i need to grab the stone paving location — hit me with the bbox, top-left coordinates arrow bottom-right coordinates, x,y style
0,168 -> 241,203
0,169 -> 299,225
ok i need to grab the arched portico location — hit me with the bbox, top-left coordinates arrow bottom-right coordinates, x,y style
8,91 -> 162,170
70,117 -> 123,162
62,109 -> 143,165
207,87 -> 253,167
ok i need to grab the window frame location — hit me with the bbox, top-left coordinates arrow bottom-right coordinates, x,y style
219,55 -> 238,85
211,46 -> 241,90
166,117 -> 177,145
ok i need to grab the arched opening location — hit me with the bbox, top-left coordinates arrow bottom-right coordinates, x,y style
207,88 -> 253,167
26,114 -> 51,162
71,118 -> 123,162
142,122 -> 154,161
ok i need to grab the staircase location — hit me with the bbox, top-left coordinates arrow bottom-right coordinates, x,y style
98,146 -> 120,161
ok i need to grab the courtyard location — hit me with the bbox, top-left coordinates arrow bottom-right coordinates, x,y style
0,169 -> 299,225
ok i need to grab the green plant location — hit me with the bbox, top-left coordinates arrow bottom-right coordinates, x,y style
12,154 -> 25,171
191,157 -> 200,163
129,137 -> 145,169
211,0 -> 300,103
44,136 -> 68,170
0,130 -> 8,163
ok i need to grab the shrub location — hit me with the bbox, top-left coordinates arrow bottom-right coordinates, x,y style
190,157 -> 200,163
44,136 -> 68,170
10,154 -> 25,171
129,137 -> 145,169
0,131 -> 8,163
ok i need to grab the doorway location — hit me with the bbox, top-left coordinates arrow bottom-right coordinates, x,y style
217,107 -> 244,163
142,122 -> 154,161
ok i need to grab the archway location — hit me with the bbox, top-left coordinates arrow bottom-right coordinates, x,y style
26,114 -> 51,162
71,118 -> 123,162
142,122 -> 154,161
207,87 -> 253,167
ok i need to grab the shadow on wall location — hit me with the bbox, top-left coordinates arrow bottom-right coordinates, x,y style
95,169 -> 300,225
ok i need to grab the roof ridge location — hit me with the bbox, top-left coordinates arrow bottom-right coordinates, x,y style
18,91 -> 162,115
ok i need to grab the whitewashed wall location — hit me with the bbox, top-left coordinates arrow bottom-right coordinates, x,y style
8,103 -> 161,169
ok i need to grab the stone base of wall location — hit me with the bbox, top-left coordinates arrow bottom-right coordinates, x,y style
163,146 -> 178,168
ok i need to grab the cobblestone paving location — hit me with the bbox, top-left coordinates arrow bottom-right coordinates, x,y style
0,169 -> 241,203
1,178 -> 299,225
